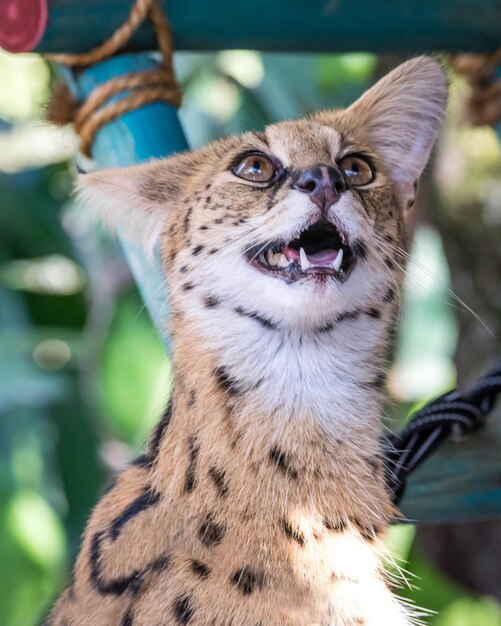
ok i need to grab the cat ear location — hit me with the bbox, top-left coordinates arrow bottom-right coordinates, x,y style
345,56 -> 448,207
76,151 -> 198,255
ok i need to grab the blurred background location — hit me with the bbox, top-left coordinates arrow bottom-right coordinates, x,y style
0,49 -> 500,625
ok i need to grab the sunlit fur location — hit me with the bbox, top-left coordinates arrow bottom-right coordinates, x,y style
49,57 -> 447,626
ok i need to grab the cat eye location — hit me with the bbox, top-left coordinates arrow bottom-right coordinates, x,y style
233,153 -> 276,183
338,155 -> 374,186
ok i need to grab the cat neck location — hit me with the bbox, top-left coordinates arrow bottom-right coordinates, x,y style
173,303 -> 389,439
157,309 -> 393,525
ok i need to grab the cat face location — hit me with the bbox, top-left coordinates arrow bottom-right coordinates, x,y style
80,57 -> 447,331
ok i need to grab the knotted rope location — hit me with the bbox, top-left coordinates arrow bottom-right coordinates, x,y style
454,49 -> 501,127
45,0 -> 182,157
386,359 -> 501,504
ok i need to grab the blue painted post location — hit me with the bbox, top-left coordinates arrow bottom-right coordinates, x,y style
71,53 -> 189,348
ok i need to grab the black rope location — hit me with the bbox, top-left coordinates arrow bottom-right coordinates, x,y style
385,359 -> 501,504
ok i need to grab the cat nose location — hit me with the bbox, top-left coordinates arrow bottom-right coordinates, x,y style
293,165 -> 346,213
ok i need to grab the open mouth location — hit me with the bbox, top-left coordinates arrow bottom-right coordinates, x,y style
246,219 -> 356,283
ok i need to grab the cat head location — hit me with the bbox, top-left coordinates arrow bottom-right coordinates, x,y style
79,57 -> 447,332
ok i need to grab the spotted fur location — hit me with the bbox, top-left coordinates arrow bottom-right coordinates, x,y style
47,57 -> 447,625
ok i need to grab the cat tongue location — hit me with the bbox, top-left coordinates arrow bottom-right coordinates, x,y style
306,249 -> 339,265
282,247 -> 339,265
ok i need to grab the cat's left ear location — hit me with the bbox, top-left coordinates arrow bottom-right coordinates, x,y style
341,56 -> 448,208
77,150 -> 200,255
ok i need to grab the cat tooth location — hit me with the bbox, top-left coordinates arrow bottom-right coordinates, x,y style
332,248 -> 344,272
266,250 -> 277,266
299,247 -> 310,271
278,254 -> 289,268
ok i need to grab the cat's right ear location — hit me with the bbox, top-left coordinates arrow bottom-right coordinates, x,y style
77,150 -> 199,255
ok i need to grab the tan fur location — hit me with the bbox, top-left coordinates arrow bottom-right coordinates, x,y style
47,57 -> 447,626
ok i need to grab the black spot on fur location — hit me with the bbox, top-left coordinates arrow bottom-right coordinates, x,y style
205,195 -> 212,203
352,239 -> 368,259
369,373 -> 386,390
365,308 -> 381,319
184,437 -> 200,493
199,515 -> 226,547
214,366 -> 240,395
269,447 -> 298,479
180,264 -> 189,273
90,532 -> 143,595
109,487 -> 161,540
151,554 -> 171,572
129,571 -> 144,595
205,183 -> 211,190
208,466 -> 229,498
335,309 -> 360,323
214,218 -> 223,224
230,566 -> 265,595
199,225 -> 209,231
190,559 -> 211,579
281,519 -> 305,546
148,403 -> 172,462
323,516 -> 346,532
234,306 -> 277,330
188,389 -> 197,408
384,233 -> 394,242
173,595 -> 194,624
193,245 -> 204,256
204,295 -> 220,309
317,321 -> 334,333
383,287 -> 395,303
183,208 -> 192,233
267,170 -> 289,211
352,519 -> 379,542
208,247 -> 218,255
183,282 -> 195,291
131,454 -> 151,469
384,256 -> 396,270
121,611 -> 134,626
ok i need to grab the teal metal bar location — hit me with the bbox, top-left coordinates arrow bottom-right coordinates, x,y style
73,53 -> 189,347
3,0 -> 501,54
401,420 -> 501,523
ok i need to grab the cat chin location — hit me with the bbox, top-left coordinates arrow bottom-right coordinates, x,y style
187,241 -> 381,332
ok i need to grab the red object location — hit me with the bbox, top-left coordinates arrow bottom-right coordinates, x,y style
0,0 -> 47,52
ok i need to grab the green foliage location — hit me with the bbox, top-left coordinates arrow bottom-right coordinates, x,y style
99,293 -> 172,445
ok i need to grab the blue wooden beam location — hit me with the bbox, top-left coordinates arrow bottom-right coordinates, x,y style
2,0 -> 501,54
72,53 -> 189,349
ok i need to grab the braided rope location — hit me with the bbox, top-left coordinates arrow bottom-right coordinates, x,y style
385,359 -> 501,504
45,0 -> 181,157
454,49 -> 501,127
